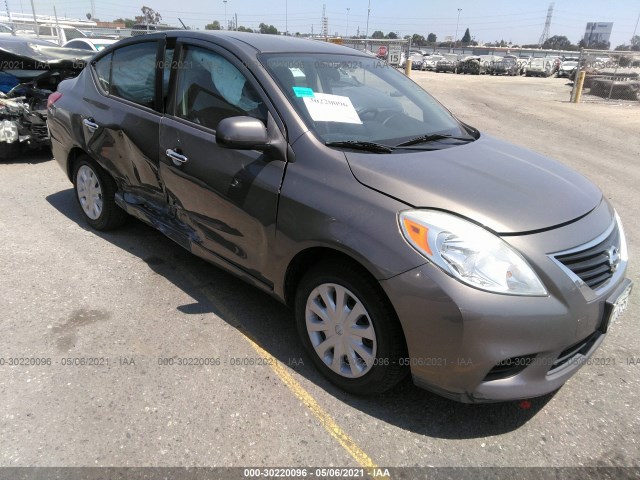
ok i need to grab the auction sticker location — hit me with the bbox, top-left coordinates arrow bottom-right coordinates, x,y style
303,93 -> 362,124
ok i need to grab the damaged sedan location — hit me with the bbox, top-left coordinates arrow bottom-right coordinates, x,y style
0,36 -> 91,159
48,32 -> 632,403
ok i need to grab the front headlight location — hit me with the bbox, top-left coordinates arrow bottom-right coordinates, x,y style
399,210 -> 547,296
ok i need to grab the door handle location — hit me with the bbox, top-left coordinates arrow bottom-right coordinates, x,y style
83,118 -> 99,132
165,148 -> 188,165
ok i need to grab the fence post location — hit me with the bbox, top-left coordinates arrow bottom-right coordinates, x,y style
606,58 -> 620,101
573,71 -> 586,103
570,48 -> 584,102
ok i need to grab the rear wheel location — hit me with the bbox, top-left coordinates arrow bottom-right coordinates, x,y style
73,156 -> 127,231
295,262 -> 407,395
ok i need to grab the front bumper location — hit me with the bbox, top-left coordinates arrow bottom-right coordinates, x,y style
380,202 -> 631,403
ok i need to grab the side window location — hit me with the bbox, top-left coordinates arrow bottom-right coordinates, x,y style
110,42 -> 158,108
162,46 -> 175,109
38,26 -> 52,36
93,53 -> 112,93
174,45 -> 266,131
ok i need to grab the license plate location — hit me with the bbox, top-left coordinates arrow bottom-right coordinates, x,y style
601,281 -> 632,333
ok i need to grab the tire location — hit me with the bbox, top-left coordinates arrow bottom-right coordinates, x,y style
295,261 -> 408,395
73,155 -> 127,231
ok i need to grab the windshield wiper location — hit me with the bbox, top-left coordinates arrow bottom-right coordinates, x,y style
325,140 -> 394,153
395,133 -> 474,147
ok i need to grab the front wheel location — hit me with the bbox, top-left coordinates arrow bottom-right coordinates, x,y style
73,156 -> 127,231
295,262 -> 407,395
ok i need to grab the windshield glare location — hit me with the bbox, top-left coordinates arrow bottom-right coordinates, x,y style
263,53 -> 469,146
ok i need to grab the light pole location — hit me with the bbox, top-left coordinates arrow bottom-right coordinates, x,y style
223,0 -> 227,30
454,8 -> 461,49
346,7 -> 350,38
285,0 -> 288,35
365,0 -> 371,38
632,11 -> 640,46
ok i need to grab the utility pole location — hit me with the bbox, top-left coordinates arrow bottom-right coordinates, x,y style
365,0 -> 370,38
346,7 -> 350,38
538,3 -> 554,47
454,8 -> 461,49
632,11 -> 640,45
29,0 -> 38,38
223,0 -> 227,30
90,0 -> 95,21
285,0 -> 287,35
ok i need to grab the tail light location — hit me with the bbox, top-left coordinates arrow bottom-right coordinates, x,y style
47,92 -> 63,109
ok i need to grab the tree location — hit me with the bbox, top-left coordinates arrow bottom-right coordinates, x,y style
140,6 -> 162,25
258,23 -> 279,35
205,20 -> 221,30
542,35 -> 573,50
237,25 -> 253,33
461,28 -> 471,44
114,18 -> 136,28
427,33 -> 437,43
386,31 -> 398,39
371,30 -> 384,39
411,33 -> 425,46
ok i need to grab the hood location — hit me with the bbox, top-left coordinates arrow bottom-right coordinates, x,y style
346,134 -> 602,234
0,36 -> 93,72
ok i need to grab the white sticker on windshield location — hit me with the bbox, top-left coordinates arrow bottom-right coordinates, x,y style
303,93 -> 362,124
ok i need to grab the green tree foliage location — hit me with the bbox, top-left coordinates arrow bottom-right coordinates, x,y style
205,20 -> 221,30
114,18 -> 136,28
259,23 -> 279,35
461,28 -> 471,43
427,33 -> 437,43
542,35 -> 573,50
237,26 -> 253,33
140,6 -> 162,25
411,33 -> 425,46
371,30 -> 384,39
386,32 -> 398,39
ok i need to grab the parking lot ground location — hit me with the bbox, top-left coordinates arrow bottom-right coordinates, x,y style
1,72 -> 639,470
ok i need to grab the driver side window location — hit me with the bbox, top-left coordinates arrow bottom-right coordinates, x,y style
174,45 -> 266,131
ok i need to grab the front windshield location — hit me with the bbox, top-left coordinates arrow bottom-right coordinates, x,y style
262,53 -> 469,146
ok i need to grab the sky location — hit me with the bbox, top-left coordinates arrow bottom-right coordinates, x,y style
12,0 -> 640,47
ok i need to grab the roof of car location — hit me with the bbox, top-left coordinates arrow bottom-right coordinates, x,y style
144,30 -> 359,55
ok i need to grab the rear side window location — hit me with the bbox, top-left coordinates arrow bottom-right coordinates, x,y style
93,53 -> 112,93
110,42 -> 158,108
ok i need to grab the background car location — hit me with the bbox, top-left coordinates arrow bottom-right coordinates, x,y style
525,57 -> 553,77
435,54 -> 458,73
557,60 -> 579,78
423,54 -> 444,71
63,38 -> 118,52
490,57 -> 519,76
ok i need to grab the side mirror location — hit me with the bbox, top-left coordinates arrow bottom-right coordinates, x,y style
216,116 -> 269,151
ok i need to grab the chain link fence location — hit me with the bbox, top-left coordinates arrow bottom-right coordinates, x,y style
571,49 -> 640,104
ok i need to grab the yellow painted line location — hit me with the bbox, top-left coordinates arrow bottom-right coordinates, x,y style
241,332 -> 379,469
178,269 -> 382,471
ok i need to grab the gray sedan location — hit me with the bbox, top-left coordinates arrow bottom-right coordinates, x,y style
46,31 -> 632,403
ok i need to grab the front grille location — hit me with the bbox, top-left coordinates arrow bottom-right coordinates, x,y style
554,224 -> 620,290
30,124 -> 49,142
548,331 -> 601,374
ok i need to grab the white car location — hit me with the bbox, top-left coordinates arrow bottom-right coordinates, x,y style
14,24 -> 86,45
422,55 -> 444,71
63,38 -> 118,52
557,60 -> 578,78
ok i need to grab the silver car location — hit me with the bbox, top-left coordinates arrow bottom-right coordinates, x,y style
47,31 -> 632,402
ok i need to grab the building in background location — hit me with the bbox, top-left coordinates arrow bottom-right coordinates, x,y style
583,22 -> 613,46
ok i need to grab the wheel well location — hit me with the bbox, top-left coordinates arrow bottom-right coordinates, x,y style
66,147 -> 88,180
284,247 -> 381,307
